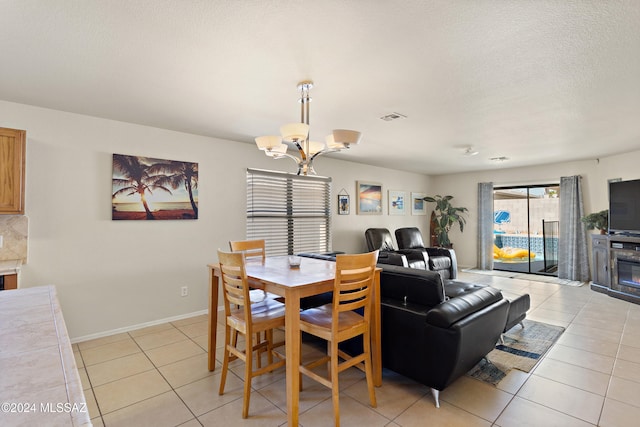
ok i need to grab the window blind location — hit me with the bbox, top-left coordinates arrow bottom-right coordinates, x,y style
246,168 -> 332,256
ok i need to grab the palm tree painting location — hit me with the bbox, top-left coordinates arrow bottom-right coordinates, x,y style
112,154 -> 199,220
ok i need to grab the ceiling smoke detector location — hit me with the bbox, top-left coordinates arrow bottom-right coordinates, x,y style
379,112 -> 407,121
463,147 -> 479,156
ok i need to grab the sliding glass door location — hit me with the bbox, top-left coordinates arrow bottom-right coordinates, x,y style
493,185 -> 560,276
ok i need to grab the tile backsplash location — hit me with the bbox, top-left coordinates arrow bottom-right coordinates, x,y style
0,215 -> 28,263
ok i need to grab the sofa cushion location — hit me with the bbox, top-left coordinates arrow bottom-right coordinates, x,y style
425,287 -> 503,328
395,227 -> 426,250
444,279 -> 486,298
379,264 -> 445,308
378,252 -> 409,267
365,228 -> 397,252
429,256 -> 451,271
407,259 -> 427,269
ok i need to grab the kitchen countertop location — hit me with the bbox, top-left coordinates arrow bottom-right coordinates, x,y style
0,286 -> 91,426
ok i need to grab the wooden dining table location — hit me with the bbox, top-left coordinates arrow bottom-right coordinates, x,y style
207,255 -> 382,426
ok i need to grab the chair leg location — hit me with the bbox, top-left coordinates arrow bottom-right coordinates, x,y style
255,332 -> 262,369
219,325 -> 231,396
363,331 -> 377,408
330,339 -> 341,427
242,339 -> 253,419
327,341 -> 332,376
266,329 -> 274,365
500,334 -> 505,345
431,388 -> 440,408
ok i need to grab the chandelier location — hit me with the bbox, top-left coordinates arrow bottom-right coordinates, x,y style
255,80 -> 362,175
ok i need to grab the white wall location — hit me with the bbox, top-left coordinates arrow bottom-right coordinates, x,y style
431,152 -> 640,269
320,159 -> 433,253
5,98 -> 637,339
0,100 -> 431,339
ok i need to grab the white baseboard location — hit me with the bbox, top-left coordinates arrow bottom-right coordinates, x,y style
71,309 -> 210,344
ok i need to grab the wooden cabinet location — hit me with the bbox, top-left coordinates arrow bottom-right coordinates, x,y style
590,234 -> 640,304
591,234 -> 610,287
0,127 -> 26,214
1,273 -> 18,290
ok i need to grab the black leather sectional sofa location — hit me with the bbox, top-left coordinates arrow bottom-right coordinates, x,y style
379,264 -> 510,407
365,228 -> 458,280
298,252 -> 530,407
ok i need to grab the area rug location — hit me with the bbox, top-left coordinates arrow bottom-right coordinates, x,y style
467,319 -> 565,385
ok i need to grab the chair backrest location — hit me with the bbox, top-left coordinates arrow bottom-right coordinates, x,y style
364,228 -> 396,252
395,227 -> 426,250
229,239 -> 266,263
217,249 -> 253,327
333,251 -> 379,321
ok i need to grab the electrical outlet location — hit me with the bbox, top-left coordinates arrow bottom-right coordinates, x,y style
181,286 -> 188,297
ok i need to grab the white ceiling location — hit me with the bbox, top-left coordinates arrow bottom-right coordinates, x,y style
1,1 -> 639,175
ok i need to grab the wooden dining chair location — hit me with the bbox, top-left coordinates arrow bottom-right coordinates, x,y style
217,249 -> 286,418
229,239 -> 266,263
298,250 -> 379,427
228,239 -> 284,365
229,238 -> 286,305
229,239 -> 272,300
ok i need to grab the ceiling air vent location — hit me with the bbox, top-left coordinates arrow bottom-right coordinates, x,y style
380,112 -> 407,121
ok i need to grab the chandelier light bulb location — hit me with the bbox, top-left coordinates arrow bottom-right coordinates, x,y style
255,135 -> 283,150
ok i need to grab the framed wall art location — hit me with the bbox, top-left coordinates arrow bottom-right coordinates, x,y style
411,192 -> 427,215
338,194 -> 350,215
112,153 -> 199,220
357,181 -> 383,215
388,190 -> 406,215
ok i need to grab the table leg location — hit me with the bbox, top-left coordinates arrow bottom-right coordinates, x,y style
208,267 -> 219,371
372,269 -> 382,386
285,290 -> 301,426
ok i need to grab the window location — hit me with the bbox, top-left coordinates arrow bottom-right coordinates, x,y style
246,168 -> 331,256
493,184 -> 559,276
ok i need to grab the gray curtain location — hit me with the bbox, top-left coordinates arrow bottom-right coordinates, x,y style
477,182 -> 494,270
558,176 -> 590,281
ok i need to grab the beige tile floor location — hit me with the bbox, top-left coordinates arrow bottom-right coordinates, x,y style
74,271 -> 640,426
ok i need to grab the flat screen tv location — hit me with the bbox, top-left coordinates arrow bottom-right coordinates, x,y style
609,178 -> 640,236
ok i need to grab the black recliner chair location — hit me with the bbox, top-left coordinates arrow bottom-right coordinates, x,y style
395,227 -> 458,279
364,228 -> 427,269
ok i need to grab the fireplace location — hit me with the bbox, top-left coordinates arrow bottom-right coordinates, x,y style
590,235 -> 640,305
612,248 -> 640,297
618,258 -> 640,288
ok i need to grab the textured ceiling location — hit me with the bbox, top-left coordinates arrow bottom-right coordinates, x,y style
1,1 -> 639,175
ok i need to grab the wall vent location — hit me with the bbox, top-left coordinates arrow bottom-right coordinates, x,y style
380,112 -> 407,121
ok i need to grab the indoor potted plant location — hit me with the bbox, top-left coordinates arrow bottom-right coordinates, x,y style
581,209 -> 609,234
423,195 -> 468,247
